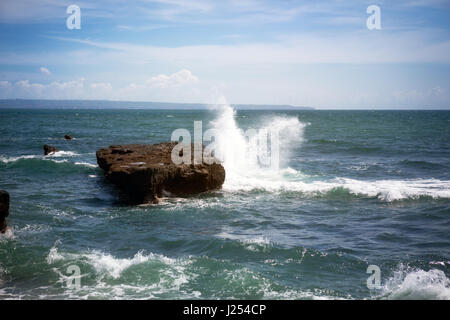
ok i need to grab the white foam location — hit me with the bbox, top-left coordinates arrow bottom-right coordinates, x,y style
42,247 -> 196,299
14,223 -> 49,235
46,151 -> 79,157
335,178 -> 450,201
222,168 -> 450,201
49,159 -> 69,164
381,266 -> 450,300
0,155 -> 38,163
74,162 -> 97,168
85,250 -> 152,279
217,231 -> 272,252
46,246 -> 186,280
0,227 -> 15,241
1,151 -> 80,164
46,241 -> 64,264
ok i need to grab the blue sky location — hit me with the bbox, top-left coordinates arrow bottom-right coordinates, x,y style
0,0 -> 450,109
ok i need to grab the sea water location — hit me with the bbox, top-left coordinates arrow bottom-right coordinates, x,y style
0,103 -> 449,299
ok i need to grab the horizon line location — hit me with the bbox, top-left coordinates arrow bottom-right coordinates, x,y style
0,98 -> 449,110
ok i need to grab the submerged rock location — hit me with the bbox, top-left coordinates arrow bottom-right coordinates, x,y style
0,190 -> 9,233
96,142 -> 225,204
64,134 -> 73,140
44,144 -> 59,155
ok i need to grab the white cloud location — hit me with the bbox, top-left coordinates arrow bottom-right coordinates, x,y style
0,78 -> 85,99
0,70 -> 203,102
115,69 -> 203,102
46,29 -> 450,67
90,82 -> 112,90
146,69 -> 198,88
40,67 -> 51,75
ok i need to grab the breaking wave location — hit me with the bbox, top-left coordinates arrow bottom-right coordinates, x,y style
44,244 -> 195,299
42,244 -> 347,300
0,152 -> 97,172
1,151 -> 79,164
224,174 -> 450,202
208,98 -> 450,202
380,265 -> 450,300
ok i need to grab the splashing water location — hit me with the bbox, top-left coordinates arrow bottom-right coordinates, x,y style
208,96 -> 307,190
206,97 -> 450,201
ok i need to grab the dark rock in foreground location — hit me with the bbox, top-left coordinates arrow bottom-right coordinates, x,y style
44,144 -> 59,155
96,142 -> 225,204
0,190 -> 9,233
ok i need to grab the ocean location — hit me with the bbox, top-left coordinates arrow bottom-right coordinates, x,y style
0,105 -> 449,299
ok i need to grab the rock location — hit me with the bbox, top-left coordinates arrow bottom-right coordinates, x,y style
44,144 -> 59,155
64,134 -> 73,140
0,190 -> 9,234
96,142 -> 225,204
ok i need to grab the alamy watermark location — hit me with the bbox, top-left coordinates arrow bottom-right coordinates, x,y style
63,4 -> 381,32
170,120 -> 280,169
66,264 -> 81,290
366,265 -> 381,289
66,5 -> 81,30
367,5 -> 381,30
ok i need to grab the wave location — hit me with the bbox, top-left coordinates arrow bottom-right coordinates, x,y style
205,98 -> 450,202
74,162 -> 97,168
46,245 -> 187,282
1,151 -> 79,164
0,153 -> 97,172
399,159 -> 447,170
73,251 -> 154,279
43,245 -> 196,299
46,151 -> 79,157
209,96 -> 306,180
40,244 -> 351,300
216,231 -> 273,252
380,265 -> 450,300
223,173 -> 450,201
0,155 -> 39,163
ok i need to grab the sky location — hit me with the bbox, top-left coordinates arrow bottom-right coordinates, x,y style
0,0 -> 450,109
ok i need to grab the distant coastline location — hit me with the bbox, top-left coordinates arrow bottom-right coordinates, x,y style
0,99 -> 314,110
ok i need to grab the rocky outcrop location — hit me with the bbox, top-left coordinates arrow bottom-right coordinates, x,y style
0,190 -> 9,233
96,142 -> 225,204
44,144 -> 59,155
64,134 -> 73,140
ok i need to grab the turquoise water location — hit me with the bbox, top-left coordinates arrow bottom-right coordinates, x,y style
0,108 -> 449,299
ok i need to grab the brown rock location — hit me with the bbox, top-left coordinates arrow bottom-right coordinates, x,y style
96,142 -> 225,204
0,190 -> 9,233
44,144 -> 59,155
64,134 -> 73,140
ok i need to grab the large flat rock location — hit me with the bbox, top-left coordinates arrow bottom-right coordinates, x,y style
96,142 -> 225,203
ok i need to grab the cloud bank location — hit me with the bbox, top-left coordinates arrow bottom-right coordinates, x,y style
0,70 -> 204,102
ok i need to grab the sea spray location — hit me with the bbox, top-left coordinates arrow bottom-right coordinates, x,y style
380,264 -> 450,300
206,100 -> 450,201
208,96 -> 307,189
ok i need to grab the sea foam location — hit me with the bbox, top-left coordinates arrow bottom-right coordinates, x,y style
380,265 -> 450,300
1,150 -> 80,164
